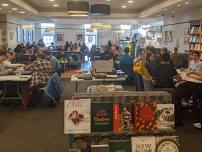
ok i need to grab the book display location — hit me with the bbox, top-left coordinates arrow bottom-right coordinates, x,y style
189,22 -> 202,55
65,92 -> 180,151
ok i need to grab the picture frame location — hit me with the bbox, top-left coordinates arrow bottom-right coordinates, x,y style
56,32 -> 64,43
184,37 -> 189,45
76,33 -> 83,41
184,28 -> 189,35
164,31 -> 172,44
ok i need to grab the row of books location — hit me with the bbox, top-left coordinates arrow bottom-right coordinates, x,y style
70,136 -> 180,152
190,26 -> 201,34
189,36 -> 202,43
64,99 -> 175,134
189,44 -> 202,51
87,85 -> 124,93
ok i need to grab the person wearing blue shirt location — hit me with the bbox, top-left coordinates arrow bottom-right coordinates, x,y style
120,47 -> 133,65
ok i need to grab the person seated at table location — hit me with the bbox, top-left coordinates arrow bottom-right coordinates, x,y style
3,51 -> 24,69
101,47 -> 113,60
182,51 -> 202,72
120,47 -> 133,65
20,53 -> 52,107
170,47 -> 183,68
45,51 -> 61,75
152,52 -> 181,88
24,53 -> 53,90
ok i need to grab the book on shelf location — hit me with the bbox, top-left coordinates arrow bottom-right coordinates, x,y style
191,26 -> 200,34
64,99 -> 91,134
157,104 -> 175,130
91,144 -> 109,152
134,97 -> 157,133
156,136 -> 180,152
109,140 -> 131,152
113,102 -> 134,133
91,102 -> 113,132
131,136 -> 156,152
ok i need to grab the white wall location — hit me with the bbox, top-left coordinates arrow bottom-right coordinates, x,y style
55,24 -> 84,45
98,30 -> 114,46
161,6 -> 202,53
6,15 -> 34,49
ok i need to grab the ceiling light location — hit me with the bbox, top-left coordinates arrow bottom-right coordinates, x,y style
121,5 -> 127,8
69,13 -> 88,16
90,4 -> 111,16
0,8 -> 2,10
177,4 -> 181,7
91,23 -> 103,29
12,8 -> 18,11
53,4 -> 59,7
106,0 -> 111,1
1,4 -> 8,7
172,10 -> 175,13
49,0 -> 55,1
165,8 -> 168,11
185,2 -> 189,5
67,1 -> 89,14
20,11 -> 25,14
128,1 -> 134,3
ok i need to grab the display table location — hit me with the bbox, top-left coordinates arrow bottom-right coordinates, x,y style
71,74 -> 127,92
0,75 -> 32,108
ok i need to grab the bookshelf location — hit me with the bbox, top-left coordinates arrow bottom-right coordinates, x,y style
189,22 -> 202,53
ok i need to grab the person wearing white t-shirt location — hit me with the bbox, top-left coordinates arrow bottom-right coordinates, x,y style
188,51 -> 202,72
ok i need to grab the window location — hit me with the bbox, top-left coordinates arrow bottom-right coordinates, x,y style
43,36 -> 54,47
41,23 -> 55,46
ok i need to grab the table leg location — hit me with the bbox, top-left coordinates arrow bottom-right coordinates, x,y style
75,82 -> 78,93
0,82 -> 7,103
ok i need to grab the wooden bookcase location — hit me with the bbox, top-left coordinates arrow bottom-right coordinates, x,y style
189,22 -> 202,59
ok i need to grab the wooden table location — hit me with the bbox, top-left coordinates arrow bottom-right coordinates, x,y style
70,74 -> 126,93
0,75 -> 32,108
177,69 -> 202,84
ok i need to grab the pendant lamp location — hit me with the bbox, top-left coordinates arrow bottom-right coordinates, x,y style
90,4 -> 111,16
67,1 -> 89,15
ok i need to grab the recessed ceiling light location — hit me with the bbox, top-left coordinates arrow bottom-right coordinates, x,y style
20,11 -> 25,14
53,4 -> 59,7
106,0 -> 111,1
185,1 -> 189,5
177,4 -> 181,7
121,5 -> 127,8
12,8 -> 18,11
0,8 -> 2,10
128,1 -> 134,3
49,0 -> 55,1
1,4 -> 9,7
165,8 -> 168,11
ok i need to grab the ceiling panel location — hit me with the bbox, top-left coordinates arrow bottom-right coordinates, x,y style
22,0 -> 161,11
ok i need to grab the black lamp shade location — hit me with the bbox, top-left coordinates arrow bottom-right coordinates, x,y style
90,4 -> 111,16
67,1 -> 89,14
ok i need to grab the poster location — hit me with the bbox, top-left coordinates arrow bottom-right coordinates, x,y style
164,31 -> 172,43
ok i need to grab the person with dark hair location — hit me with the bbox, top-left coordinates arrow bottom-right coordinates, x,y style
144,52 -> 157,76
187,51 -> 202,72
171,47 -> 183,68
153,52 -> 181,88
119,47 -> 133,65
38,39 -> 45,48
108,40 -> 112,48
65,41 -> 70,51
101,47 -> 113,60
